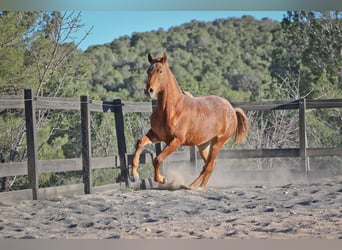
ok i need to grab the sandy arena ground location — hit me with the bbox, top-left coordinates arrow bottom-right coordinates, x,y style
0,166 -> 342,239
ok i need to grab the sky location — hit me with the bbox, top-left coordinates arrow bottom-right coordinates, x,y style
75,11 -> 287,51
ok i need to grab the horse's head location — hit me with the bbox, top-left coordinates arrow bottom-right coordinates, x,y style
144,52 -> 168,98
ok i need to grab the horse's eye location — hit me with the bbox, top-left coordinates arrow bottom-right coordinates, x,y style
158,70 -> 163,74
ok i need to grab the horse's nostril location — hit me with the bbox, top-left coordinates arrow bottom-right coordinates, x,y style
148,88 -> 153,94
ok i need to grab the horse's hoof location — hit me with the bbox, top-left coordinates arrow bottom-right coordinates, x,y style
130,175 -> 140,182
180,185 -> 191,190
158,177 -> 167,184
154,176 -> 167,184
188,185 -> 205,190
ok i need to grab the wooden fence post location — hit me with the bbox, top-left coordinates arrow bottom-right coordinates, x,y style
113,99 -> 128,186
152,99 -> 163,168
152,99 -> 161,155
80,95 -> 92,194
24,89 -> 39,200
299,98 -> 310,174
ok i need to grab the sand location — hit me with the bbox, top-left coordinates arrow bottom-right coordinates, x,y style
0,170 -> 342,239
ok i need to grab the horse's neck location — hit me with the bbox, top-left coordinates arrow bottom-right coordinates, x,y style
157,70 -> 183,118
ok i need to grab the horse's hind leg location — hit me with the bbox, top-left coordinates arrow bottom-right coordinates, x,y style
189,138 -> 226,190
131,129 -> 158,179
189,142 -> 211,189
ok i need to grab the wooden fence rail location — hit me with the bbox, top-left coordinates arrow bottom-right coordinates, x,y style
0,89 -> 341,201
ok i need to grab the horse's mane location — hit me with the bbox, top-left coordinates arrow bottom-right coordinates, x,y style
182,90 -> 194,98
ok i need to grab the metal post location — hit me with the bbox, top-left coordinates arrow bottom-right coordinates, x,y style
81,95 -> 92,194
299,98 -> 310,175
152,99 -> 163,171
190,146 -> 198,174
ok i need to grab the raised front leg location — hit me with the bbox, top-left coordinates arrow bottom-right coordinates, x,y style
131,129 -> 159,179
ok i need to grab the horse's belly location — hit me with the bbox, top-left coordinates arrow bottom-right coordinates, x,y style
170,120 -> 217,145
182,105 -> 236,145
149,96 -> 236,145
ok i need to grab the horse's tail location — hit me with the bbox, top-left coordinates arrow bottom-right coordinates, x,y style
234,107 -> 248,144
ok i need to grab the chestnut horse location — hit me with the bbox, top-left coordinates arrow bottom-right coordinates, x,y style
131,53 -> 248,190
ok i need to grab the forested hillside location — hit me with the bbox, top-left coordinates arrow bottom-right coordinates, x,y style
0,11 -> 341,190
85,15 -> 280,102
84,12 -> 341,102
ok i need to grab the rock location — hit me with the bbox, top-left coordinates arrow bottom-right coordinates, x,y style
297,200 -> 312,206
82,222 -> 94,228
107,234 -> 120,239
144,218 -> 158,223
225,218 -> 237,223
245,204 -> 257,209
222,208 -> 239,213
20,235 -> 36,239
225,230 -> 237,236
264,207 -> 275,212
68,223 -> 77,228
275,227 -> 294,233
281,184 -> 293,188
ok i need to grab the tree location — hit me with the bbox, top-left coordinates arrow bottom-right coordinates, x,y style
0,11 -> 92,190
270,11 -> 342,99
0,12 -> 40,94
273,11 -> 342,151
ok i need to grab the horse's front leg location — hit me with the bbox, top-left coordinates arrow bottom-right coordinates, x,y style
153,138 -> 181,184
131,129 -> 158,180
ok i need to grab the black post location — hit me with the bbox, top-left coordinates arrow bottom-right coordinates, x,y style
152,99 -> 162,155
190,146 -> 198,174
81,95 -> 92,194
24,89 -> 39,200
113,99 -> 128,185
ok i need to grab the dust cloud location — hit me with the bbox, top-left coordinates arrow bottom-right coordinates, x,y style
162,161 -> 196,187
161,156 -> 342,189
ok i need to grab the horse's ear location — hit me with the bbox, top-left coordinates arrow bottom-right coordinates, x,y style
148,53 -> 153,63
161,53 -> 168,63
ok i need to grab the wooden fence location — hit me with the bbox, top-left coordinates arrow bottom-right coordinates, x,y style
0,89 -> 341,201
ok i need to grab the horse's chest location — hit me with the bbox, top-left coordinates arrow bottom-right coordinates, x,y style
150,112 -> 175,141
